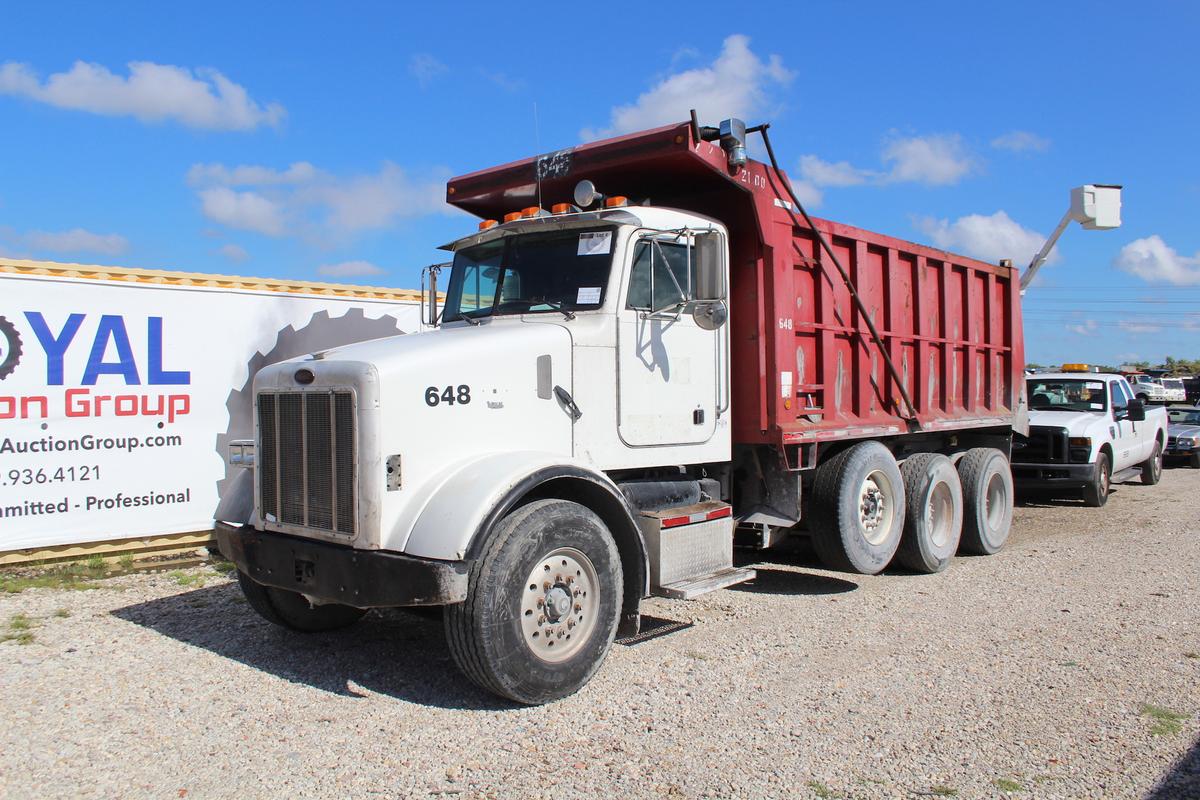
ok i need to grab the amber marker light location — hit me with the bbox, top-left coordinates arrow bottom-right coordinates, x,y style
603,196 -> 628,208
503,211 -> 522,223
478,219 -> 499,230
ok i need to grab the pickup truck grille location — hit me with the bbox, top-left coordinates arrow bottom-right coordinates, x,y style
1015,425 -> 1068,464
258,391 -> 356,536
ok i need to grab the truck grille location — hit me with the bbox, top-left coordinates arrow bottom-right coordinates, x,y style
1015,426 -> 1068,464
258,391 -> 356,536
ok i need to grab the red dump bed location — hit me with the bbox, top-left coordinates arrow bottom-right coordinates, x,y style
447,122 -> 1026,448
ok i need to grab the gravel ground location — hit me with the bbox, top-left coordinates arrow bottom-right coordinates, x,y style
1,467 -> 1197,800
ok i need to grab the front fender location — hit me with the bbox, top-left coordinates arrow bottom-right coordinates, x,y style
214,468 -> 258,526
399,451 -> 621,560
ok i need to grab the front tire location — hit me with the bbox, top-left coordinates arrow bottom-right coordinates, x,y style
896,453 -> 963,573
956,448 -> 1014,554
1141,440 -> 1163,485
444,499 -> 623,705
1082,451 -> 1111,508
236,571 -> 367,632
809,441 -> 905,575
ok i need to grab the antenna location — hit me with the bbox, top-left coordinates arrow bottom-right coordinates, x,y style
533,101 -> 543,211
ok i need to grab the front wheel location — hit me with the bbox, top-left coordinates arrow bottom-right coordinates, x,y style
1082,452 -> 1110,508
444,499 -> 623,705
1141,440 -> 1163,485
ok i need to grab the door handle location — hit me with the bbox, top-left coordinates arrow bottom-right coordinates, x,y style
554,386 -> 582,420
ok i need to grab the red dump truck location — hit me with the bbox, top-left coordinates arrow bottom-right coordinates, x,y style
217,117 -> 1028,704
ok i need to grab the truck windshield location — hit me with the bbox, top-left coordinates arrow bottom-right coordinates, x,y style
1169,408 -> 1200,424
442,227 -> 614,322
1027,379 -> 1108,412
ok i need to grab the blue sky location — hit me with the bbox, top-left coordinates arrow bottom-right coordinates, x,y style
2,1 -> 1198,366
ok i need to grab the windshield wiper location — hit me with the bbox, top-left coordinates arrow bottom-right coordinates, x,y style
450,312 -> 480,326
534,299 -> 575,320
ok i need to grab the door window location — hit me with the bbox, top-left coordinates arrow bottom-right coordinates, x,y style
1111,381 -> 1129,416
627,239 -> 693,312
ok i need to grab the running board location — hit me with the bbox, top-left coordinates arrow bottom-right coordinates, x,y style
657,566 -> 757,600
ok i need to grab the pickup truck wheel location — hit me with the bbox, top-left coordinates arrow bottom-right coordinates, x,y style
1081,451 -> 1110,507
444,499 -> 622,705
235,571 -> 367,632
809,442 -> 905,574
956,448 -> 1013,554
1141,440 -> 1163,485
896,453 -> 963,573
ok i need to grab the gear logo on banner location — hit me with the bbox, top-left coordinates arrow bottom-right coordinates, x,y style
0,315 -> 22,380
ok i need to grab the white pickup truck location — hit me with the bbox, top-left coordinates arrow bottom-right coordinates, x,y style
1011,371 -> 1167,506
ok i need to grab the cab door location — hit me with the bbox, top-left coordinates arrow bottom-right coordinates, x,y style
617,233 -> 720,446
1109,379 -> 1139,469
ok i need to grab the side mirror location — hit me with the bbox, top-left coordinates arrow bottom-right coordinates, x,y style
693,232 -> 725,301
691,301 -> 728,330
421,263 -> 446,327
1126,398 -> 1146,422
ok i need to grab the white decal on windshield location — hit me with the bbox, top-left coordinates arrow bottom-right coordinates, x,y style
578,231 -> 611,256
576,287 -> 601,304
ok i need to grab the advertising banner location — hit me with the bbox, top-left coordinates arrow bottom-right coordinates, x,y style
0,262 -> 423,552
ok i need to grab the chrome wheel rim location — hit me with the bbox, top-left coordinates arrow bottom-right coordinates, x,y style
858,470 -> 895,545
985,471 -> 1007,528
927,480 -> 954,548
520,547 -> 599,663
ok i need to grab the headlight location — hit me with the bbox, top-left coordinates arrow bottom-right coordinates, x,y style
1183,437 -> 1200,448
228,439 -> 255,467
1069,437 -> 1091,448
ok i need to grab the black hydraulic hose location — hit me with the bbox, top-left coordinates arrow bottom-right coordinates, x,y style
756,125 -> 920,425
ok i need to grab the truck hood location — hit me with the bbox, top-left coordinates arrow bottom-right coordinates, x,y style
1169,422 -> 1200,438
1027,410 -> 1108,437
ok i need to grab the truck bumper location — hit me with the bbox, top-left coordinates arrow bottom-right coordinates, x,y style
215,522 -> 469,608
1010,462 -> 1096,489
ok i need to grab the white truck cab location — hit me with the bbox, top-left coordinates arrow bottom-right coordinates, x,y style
1126,373 -> 1168,404
1011,368 -> 1167,506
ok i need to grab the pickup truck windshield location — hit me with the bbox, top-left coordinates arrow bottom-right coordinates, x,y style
442,227 -> 615,321
1169,409 -> 1200,424
1027,379 -> 1108,412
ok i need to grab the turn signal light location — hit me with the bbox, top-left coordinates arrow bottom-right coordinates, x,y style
1069,437 -> 1092,448
503,211 -> 522,223
478,219 -> 498,230
604,196 -> 628,208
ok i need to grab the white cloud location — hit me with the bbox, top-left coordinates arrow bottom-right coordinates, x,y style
799,133 -> 975,193
23,228 -> 129,255
1118,319 -> 1163,334
198,187 -> 286,236
788,179 -> 824,209
480,70 -> 523,92
189,161 -> 453,239
218,243 -> 248,262
317,260 -> 386,278
581,34 -> 792,140
409,54 -> 447,89
0,60 -> 284,131
916,211 -> 1054,266
1066,319 -> 1098,335
991,130 -> 1050,152
1113,235 -> 1200,286
187,162 -> 316,187
798,155 -> 875,187
881,134 -> 973,186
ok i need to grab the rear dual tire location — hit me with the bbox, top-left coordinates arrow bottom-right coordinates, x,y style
810,443 -> 1013,573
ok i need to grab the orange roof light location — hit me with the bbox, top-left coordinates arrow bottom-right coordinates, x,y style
478,219 -> 499,231
551,203 -> 572,214
1062,363 -> 1091,372
604,195 -> 628,208
503,211 -> 522,223
520,206 -> 544,218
